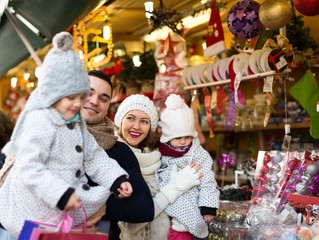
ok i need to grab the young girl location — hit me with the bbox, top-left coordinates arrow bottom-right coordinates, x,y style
156,94 -> 220,240
0,32 -> 132,238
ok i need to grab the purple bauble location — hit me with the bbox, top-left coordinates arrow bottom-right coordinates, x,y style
227,0 -> 264,39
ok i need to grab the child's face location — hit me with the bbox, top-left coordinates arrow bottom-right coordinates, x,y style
169,136 -> 193,149
52,93 -> 86,120
120,110 -> 151,148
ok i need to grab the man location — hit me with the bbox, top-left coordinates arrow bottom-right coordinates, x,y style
81,70 -> 154,240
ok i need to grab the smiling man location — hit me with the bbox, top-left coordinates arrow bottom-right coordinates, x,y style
81,70 -> 154,240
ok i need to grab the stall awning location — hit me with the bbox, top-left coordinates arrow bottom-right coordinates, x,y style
0,0 -> 105,77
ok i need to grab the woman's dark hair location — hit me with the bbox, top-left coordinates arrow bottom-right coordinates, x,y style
88,70 -> 113,97
0,110 -> 14,148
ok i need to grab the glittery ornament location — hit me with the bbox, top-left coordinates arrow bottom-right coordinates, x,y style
254,185 -> 267,195
288,158 -> 300,170
261,164 -> 270,174
271,152 -> 283,164
268,184 -> 277,193
296,182 -> 308,194
257,174 -> 268,184
294,0 -> 319,16
301,174 -> 311,182
270,163 -> 281,174
264,153 -> 271,164
227,0 -> 264,39
306,163 -> 319,176
268,174 -> 279,185
259,0 -> 292,30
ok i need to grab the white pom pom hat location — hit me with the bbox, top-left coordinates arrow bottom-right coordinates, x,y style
2,31 -> 90,157
159,94 -> 198,143
114,94 -> 158,132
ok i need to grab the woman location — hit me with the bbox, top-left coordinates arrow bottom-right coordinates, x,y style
114,94 -> 202,240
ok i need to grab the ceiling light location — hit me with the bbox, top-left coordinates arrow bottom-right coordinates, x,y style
133,55 -> 141,67
181,8 -> 211,29
24,72 -> 30,81
103,25 -> 111,40
202,43 -> 207,49
144,0 -> 154,19
11,77 -> 18,88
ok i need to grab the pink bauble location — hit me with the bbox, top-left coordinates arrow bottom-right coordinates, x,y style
294,0 -> 319,16
264,153 -> 271,164
257,174 -> 268,184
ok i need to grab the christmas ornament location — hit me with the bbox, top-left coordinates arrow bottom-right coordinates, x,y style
227,0 -> 264,39
272,152 -> 283,164
294,0 -> 319,16
288,158 -> 300,170
295,182 -> 308,194
268,174 -> 279,185
306,163 -> 319,176
259,0 -> 292,30
268,49 -> 288,73
204,1 -> 226,57
270,164 -> 281,174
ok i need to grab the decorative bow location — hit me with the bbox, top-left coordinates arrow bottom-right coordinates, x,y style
263,34 -> 294,58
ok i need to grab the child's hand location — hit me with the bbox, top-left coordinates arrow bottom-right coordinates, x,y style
117,181 -> 133,198
64,192 -> 81,210
203,214 -> 214,223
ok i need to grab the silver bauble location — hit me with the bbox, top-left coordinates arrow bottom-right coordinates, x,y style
268,174 -> 280,185
296,182 -> 308,194
301,174 -> 311,182
270,163 -> 281,174
272,153 -> 283,164
306,163 -> 319,176
268,184 -> 277,193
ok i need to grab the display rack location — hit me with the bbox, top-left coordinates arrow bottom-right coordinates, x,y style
183,69 -> 291,90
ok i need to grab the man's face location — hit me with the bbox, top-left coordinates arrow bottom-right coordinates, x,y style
81,75 -> 112,125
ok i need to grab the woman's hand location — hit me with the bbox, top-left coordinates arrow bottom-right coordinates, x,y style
161,162 -> 203,203
64,192 -> 81,210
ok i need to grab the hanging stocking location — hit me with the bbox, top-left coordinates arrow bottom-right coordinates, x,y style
289,70 -> 319,138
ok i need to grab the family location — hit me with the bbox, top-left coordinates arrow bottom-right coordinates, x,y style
0,32 -> 219,240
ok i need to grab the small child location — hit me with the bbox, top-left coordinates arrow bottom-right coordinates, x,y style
0,32 -> 132,238
156,94 -> 220,240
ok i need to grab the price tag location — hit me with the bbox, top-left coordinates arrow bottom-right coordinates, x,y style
276,56 -> 288,70
263,76 -> 273,92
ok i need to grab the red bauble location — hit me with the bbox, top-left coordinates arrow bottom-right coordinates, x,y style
257,174 -> 268,184
261,164 -> 270,174
294,0 -> 319,16
264,153 -> 271,164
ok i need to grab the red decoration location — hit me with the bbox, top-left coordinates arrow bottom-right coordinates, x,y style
294,0 -> 319,16
158,33 -> 180,56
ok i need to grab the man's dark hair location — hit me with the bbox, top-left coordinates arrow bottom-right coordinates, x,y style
88,70 -> 113,95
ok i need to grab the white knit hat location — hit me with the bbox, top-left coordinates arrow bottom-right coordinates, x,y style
114,94 -> 158,131
159,94 -> 197,143
2,31 -> 90,157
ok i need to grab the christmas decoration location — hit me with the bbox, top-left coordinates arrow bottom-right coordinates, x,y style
148,0 -> 183,35
204,1 -> 226,58
227,0 -> 264,39
294,0 -> 319,16
286,1 -> 319,51
155,32 -> 186,73
259,0 -> 292,30
268,49 -> 288,73
289,70 -> 319,138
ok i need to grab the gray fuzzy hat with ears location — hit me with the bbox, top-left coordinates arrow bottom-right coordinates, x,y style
2,31 -> 90,157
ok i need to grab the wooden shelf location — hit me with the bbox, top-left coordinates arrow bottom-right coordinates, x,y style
202,121 -> 310,133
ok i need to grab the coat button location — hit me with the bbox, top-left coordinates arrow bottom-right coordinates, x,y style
82,184 -> 90,191
75,170 -> 81,178
67,123 -> 74,130
75,145 -> 82,152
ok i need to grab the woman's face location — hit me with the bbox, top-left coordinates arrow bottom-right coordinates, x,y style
121,110 -> 151,148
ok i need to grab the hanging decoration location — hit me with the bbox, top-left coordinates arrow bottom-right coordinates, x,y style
259,0 -> 292,30
227,0 -> 264,39
148,0 -> 183,35
293,0 -> 319,16
73,6 -> 113,69
155,32 -> 186,73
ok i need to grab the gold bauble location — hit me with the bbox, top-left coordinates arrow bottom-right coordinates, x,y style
259,0 -> 292,30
